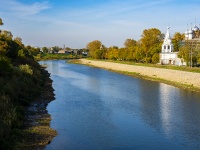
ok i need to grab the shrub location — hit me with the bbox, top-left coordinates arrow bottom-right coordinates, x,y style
19,64 -> 33,75
0,94 -> 16,142
0,56 -> 12,73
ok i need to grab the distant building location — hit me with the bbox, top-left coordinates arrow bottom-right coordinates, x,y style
185,22 -> 200,40
48,47 -> 54,53
58,50 -> 67,54
160,27 -> 185,66
82,52 -> 88,57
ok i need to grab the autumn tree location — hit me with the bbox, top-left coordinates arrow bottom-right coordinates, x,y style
124,39 -> 137,48
0,18 -> 3,33
0,18 -> 3,26
134,45 -> 145,62
140,28 -> 162,63
178,43 -> 190,66
172,32 -> 184,52
122,39 -> 137,61
152,53 -> 160,64
107,46 -> 119,60
86,40 -> 102,58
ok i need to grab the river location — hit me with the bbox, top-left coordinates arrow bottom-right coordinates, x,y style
40,60 -> 200,150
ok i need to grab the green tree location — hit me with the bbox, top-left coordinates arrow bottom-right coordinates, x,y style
42,47 -> 48,53
0,56 -> 12,72
51,46 -> 60,53
18,49 -> 25,57
0,32 -> 21,58
14,37 -> 23,47
1,30 -> 13,40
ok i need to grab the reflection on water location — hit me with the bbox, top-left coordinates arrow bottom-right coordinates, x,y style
40,60 -> 200,150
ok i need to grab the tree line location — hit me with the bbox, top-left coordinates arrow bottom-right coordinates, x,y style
0,18 -> 50,149
86,28 -> 200,66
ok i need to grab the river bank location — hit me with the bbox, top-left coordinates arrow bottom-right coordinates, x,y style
73,59 -> 200,92
18,68 -> 57,149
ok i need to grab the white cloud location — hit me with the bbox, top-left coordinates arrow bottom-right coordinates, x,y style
0,0 -> 51,16
14,1 -> 50,15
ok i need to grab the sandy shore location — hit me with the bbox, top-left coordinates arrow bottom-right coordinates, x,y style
79,59 -> 200,90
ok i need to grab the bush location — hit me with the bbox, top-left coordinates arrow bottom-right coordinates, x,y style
19,64 -> 33,75
0,94 -> 16,148
0,56 -> 12,73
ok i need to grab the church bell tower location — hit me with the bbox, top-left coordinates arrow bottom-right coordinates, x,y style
161,27 -> 174,53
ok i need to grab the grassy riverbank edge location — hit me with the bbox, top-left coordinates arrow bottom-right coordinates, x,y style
17,68 -> 57,149
69,59 -> 200,93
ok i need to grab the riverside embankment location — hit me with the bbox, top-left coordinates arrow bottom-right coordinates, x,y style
77,59 -> 200,91
18,68 -> 57,150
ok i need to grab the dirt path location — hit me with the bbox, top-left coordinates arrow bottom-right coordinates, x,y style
79,59 -> 200,90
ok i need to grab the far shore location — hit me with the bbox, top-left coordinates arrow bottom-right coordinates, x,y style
73,59 -> 200,92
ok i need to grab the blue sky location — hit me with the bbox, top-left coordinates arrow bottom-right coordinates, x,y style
0,0 -> 200,48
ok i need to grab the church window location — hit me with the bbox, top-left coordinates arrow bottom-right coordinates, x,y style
164,46 -> 166,49
168,45 -> 170,49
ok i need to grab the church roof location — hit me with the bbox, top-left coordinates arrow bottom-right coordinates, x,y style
188,28 -> 193,34
163,27 -> 173,45
193,25 -> 199,31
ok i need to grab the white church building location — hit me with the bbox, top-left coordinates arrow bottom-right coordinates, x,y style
160,27 -> 185,65
185,22 -> 200,40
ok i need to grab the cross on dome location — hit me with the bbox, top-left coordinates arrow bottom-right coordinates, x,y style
164,27 -> 171,42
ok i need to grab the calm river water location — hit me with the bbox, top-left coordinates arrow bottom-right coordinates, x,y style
40,60 -> 200,150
